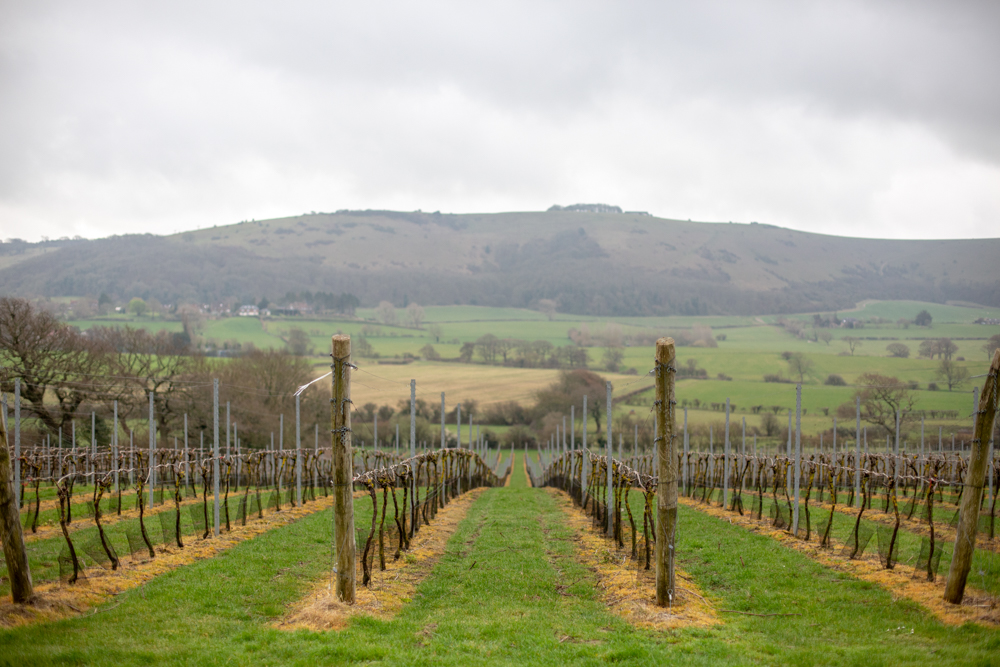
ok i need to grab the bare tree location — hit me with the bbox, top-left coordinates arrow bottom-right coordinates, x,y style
936,359 -> 970,391
405,303 -> 425,329
537,299 -> 557,321
984,334 -> 1000,359
855,373 -> 915,443
786,352 -> 814,382
496,338 -> 517,364
534,369 -> 607,436
844,337 -> 862,356
475,334 -> 500,364
602,347 -> 625,372
937,338 -> 959,360
285,327 -> 312,356
374,301 -> 397,326
0,297 -> 106,435
88,325 -> 200,437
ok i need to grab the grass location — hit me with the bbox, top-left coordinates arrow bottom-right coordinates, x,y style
4,453 -> 1000,665
1,489 -> 261,596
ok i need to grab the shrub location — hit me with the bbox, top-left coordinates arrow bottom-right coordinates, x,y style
928,382 -> 939,391
886,342 -> 910,358
824,374 -> 846,386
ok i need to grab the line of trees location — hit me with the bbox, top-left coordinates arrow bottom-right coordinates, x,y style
0,297 -> 327,448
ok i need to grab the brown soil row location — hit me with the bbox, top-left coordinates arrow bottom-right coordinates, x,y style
275,487 -> 487,631
546,488 -> 717,631
679,496 -> 1000,628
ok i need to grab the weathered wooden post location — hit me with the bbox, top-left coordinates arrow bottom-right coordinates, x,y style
331,335 -> 357,603
855,396 -> 862,508
1,400 -> 33,602
13,379 -> 19,511
606,381 -> 613,535
683,407 -> 689,494
410,379 -> 416,539
213,379 -> 220,537
723,398 -> 730,508
944,349 -> 1000,604
149,391 -> 156,507
581,396 -> 588,505
296,394 -> 302,507
655,337 -> 677,607
793,384 -> 802,536
113,401 -> 119,493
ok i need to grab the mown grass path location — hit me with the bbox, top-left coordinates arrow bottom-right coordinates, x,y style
2,454 -> 999,665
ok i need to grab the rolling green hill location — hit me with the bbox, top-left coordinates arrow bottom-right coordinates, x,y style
2,209 -> 998,316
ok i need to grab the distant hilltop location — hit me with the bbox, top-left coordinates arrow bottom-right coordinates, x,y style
547,203 -> 649,216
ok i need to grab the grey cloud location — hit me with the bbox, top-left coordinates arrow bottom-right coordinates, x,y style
0,0 -> 997,241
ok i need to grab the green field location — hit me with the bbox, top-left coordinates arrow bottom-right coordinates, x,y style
64,300 -> 998,439
4,453 -> 999,665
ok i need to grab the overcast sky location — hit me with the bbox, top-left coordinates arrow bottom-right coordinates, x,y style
1,1 -> 997,242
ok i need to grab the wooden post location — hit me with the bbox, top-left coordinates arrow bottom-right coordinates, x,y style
149,391 -> 156,507
793,384 -> 802,536
581,395 -> 588,505
410,379 -> 416,539
855,396 -> 862,508
13,379 -> 19,511
606,381 -> 613,535
723,398 -> 730,508
655,338 -> 677,606
296,394 -> 302,507
683,407 -> 689,494
0,400 -> 33,602
331,335 -> 357,603
944,349 -> 1000,603
213,379 -> 220,537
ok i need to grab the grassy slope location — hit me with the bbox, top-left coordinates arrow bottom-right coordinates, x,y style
4,454 -> 999,665
159,211 -> 1000,292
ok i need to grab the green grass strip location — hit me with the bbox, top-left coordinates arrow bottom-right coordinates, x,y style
3,455 -> 999,665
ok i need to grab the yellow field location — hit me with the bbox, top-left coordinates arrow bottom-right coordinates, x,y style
334,360 -> 645,409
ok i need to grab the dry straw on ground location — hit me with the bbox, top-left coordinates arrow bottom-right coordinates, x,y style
546,488 -> 718,631
276,487 -> 486,632
680,496 -> 1000,627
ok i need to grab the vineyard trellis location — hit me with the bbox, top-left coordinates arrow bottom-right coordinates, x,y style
533,345 -> 1000,607
2,337 -> 998,613
0,334 -> 511,603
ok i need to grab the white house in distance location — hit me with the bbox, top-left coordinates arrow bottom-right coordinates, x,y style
238,304 -> 259,317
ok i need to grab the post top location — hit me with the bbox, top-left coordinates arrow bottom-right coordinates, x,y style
655,337 -> 676,362
331,334 -> 350,342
